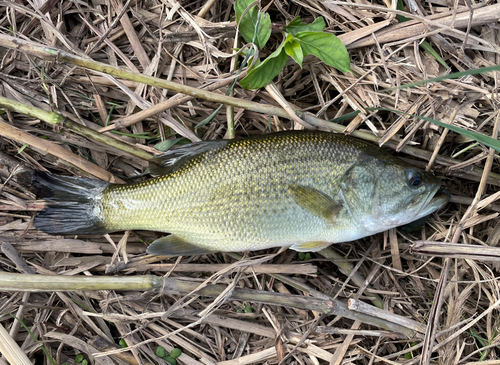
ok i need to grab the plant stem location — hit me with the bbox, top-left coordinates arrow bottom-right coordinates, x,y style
0,35 -> 288,117
0,96 -> 64,124
0,95 -> 153,162
0,272 -> 161,292
63,119 -> 153,161
0,272 -> 420,337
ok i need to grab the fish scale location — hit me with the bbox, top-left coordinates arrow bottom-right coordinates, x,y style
33,131 -> 449,256
101,133 -> 353,250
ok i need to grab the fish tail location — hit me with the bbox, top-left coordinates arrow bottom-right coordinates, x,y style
33,171 -> 110,235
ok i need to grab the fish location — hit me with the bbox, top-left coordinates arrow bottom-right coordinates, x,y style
32,131 -> 449,256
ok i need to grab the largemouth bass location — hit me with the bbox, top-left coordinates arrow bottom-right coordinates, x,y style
33,131 -> 449,256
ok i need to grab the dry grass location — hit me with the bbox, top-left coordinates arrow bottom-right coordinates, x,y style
0,0 -> 499,364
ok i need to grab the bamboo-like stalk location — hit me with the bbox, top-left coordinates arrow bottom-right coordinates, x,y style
0,95 -> 153,162
0,272 -> 419,337
98,78 -> 237,133
0,272 -> 161,291
0,96 -> 64,124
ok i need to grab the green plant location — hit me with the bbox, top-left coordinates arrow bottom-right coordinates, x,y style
75,354 -> 88,365
235,0 -> 351,89
156,346 -> 182,364
170,348 -> 182,359
236,302 -> 254,313
9,314 -> 57,365
470,329 -> 498,361
402,342 -> 419,359
298,252 -> 311,260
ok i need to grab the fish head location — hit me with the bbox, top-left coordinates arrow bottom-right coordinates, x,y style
341,153 -> 449,233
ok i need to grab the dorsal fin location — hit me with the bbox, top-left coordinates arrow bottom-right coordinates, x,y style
149,139 -> 229,176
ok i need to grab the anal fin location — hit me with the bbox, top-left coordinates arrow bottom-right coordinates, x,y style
290,241 -> 332,252
146,235 -> 213,256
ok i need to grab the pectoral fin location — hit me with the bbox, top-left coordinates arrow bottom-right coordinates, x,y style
289,185 -> 342,222
290,241 -> 331,252
146,235 -> 213,256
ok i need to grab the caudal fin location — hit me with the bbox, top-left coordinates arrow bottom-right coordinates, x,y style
33,171 -> 110,235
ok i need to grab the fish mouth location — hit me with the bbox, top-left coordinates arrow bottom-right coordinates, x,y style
417,186 -> 450,218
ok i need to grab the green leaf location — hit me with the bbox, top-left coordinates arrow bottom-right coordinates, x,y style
234,0 -> 252,22
240,42 -> 288,89
154,138 -> 188,152
17,144 -> 28,154
404,115 -> 500,153
75,354 -> 84,363
170,348 -> 182,359
156,346 -> 166,358
195,104 -> 223,129
396,0 -> 410,23
284,35 -> 303,67
295,32 -> 351,72
234,0 -> 271,49
284,16 -> 326,36
418,41 -> 448,68
164,355 -> 176,365
244,304 -> 253,313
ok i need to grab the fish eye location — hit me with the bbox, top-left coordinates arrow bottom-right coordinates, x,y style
407,171 -> 422,188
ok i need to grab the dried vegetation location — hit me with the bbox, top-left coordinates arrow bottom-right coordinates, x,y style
0,0 -> 500,364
